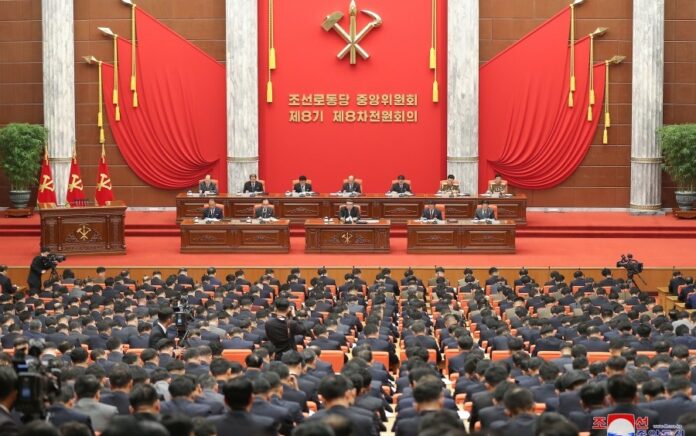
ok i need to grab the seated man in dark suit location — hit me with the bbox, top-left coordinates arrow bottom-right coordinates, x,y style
421,202 -> 443,221
199,174 -> 218,194
243,174 -> 265,194
489,387 -> 538,435
390,175 -> 412,194
474,201 -> 495,220
255,199 -> 275,219
341,175 -> 362,194
590,375 -> 659,435
210,377 -> 277,436
202,199 -> 223,219
293,175 -> 313,193
339,200 -> 360,223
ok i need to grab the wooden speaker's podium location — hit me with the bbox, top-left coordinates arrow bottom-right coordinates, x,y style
37,201 -> 126,255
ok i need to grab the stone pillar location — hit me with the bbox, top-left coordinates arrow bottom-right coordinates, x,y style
447,0 -> 479,195
630,0 -> 664,212
226,0 -> 259,193
42,0 -> 76,206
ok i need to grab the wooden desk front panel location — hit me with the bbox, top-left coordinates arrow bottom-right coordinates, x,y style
180,220 -> 290,253
304,220 -> 390,253
39,205 -> 126,255
407,221 -> 516,253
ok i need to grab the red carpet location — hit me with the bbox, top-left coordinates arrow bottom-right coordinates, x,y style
1,234 -> 692,268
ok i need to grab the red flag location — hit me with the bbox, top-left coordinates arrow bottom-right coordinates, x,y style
95,154 -> 114,206
37,148 -> 57,204
66,156 -> 86,206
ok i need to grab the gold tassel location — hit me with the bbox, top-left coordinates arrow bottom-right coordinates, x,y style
133,90 -> 139,108
587,105 -> 593,122
605,112 -> 611,128
97,61 -> 105,144
99,128 -> 105,144
131,5 -> 137,91
429,48 -> 436,70
432,80 -> 439,103
113,89 -> 118,105
269,48 -> 276,70
266,80 -> 273,103
98,112 -> 103,127
589,89 -> 595,105
430,0 -> 437,69
603,127 -> 608,144
568,4 -> 576,107
115,105 -> 121,121
604,60 -> 611,128
113,35 -> 119,106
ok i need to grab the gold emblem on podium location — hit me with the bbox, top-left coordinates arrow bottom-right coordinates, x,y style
322,0 -> 382,65
341,232 -> 354,244
76,225 -> 92,240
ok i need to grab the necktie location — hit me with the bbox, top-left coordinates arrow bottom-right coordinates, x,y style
350,184 -> 353,191
262,208 -> 267,216
252,182 -> 255,190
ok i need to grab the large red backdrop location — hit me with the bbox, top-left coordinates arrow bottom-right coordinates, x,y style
257,0 -> 447,194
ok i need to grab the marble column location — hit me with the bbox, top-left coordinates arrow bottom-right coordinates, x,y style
630,0 -> 664,212
226,0 -> 259,193
42,0 -> 76,206
447,0 -> 479,195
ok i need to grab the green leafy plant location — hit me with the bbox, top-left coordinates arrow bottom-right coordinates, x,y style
660,124 -> 696,191
0,123 -> 47,191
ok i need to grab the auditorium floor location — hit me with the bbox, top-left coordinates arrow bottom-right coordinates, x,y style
1,234 -> 693,268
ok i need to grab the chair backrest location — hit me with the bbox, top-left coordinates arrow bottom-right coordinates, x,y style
254,203 -> 275,211
476,204 -> 498,219
221,349 -> 253,366
342,178 -> 363,186
440,180 -> 460,189
372,351 -> 390,370
536,351 -> 562,361
199,178 -> 219,187
435,203 -> 446,219
203,203 -> 225,217
339,204 -> 361,213
321,350 -> 346,372
38,202 -> 57,209
587,352 -> 611,363
391,179 -> 411,185
491,350 -> 511,361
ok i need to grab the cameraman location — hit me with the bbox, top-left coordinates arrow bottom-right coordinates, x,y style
0,366 -> 18,436
27,248 -> 51,291
149,307 -> 173,349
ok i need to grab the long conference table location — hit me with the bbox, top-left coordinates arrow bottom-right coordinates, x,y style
175,193 -> 527,225
180,219 -> 291,253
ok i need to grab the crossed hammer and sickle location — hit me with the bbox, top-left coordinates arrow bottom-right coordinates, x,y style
322,0 -> 382,64
68,174 -> 84,192
39,175 -> 54,192
76,225 -> 91,241
97,173 -> 112,191
341,232 -> 354,244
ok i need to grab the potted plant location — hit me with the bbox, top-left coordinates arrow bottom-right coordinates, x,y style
660,124 -> 696,210
0,123 -> 47,209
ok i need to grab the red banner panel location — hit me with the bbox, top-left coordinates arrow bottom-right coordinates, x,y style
258,0 -> 447,194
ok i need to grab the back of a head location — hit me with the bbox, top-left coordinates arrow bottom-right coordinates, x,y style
291,421 -> 336,436
129,383 -> 160,409
503,387 -> 534,415
74,374 -> 100,399
222,377 -> 253,411
18,421 -> 60,436
607,374 -> 637,403
318,374 -> 349,402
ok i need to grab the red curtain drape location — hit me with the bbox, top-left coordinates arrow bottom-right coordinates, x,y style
101,8 -> 227,191
479,8 -> 606,191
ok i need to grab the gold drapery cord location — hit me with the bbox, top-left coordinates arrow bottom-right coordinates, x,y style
587,34 -> 595,121
568,4 -> 576,107
130,4 -> 139,107
113,35 -> 121,121
431,0 -> 439,102
266,0 -> 274,103
603,61 -> 611,144
98,61 -> 105,144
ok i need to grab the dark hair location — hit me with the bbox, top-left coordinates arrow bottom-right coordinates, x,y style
74,375 -> 101,399
58,422 -> 92,436
168,376 -> 195,398
129,383 -> 159,408
318,374 -> 350,401
157,307 -> 173,322
503,387 -> 534,415
413,380 -> 443,404
18,421 -> 59,436
0,366 -> 18,400
291,421 -> 336,436
579,383 -> 606,407
607,374 -> 637,403
222,378 -> 253,410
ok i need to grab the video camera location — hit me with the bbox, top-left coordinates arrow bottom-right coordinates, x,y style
46,253 -> 66,265
172,297 -> 194,336
12,341 -> 62,421
616,253 -> 644,277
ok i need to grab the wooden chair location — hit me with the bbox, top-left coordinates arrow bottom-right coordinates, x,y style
587,352 -> 611,363
536,351 -> 562,361
222,349 -> 253,366
199,179 -> 219,192
491,350 -> 511,361
476,204 -> 498,219
339,203 -> 361,219
435,203 -> 446,219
